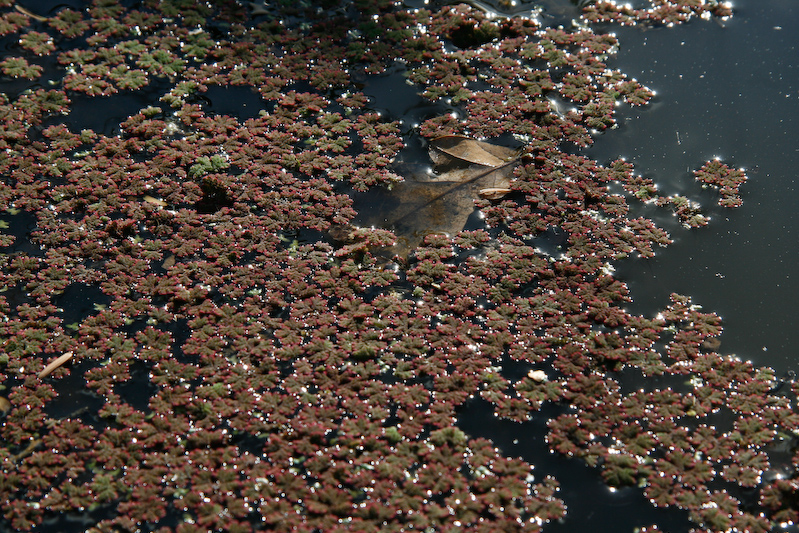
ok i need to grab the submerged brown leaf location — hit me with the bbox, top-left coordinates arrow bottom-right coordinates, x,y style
356,136 -> 520,256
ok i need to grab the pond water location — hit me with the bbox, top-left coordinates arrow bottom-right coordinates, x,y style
1,0 -> 797,531
584,0 -> 799,377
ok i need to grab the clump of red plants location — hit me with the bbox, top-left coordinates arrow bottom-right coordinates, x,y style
693,158 -> 748,208
0,1 -> 790,532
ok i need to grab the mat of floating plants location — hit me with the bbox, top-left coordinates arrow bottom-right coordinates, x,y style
0,0 -> 797,531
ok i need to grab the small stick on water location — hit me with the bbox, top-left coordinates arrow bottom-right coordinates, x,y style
14,4 -> 49,22
38,351 -> 73,379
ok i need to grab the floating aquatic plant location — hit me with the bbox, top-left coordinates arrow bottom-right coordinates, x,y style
694,158 -> 748,208
0,57 -> 42,80
0,1 -> 791,532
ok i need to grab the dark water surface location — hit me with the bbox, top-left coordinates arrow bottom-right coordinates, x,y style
584,0 -> 799,376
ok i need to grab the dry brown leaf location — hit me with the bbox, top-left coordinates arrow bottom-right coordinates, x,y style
144,195 -> 167,207
15,4 -> 49,22
430,135 -> 518,168
433,163 -> 515,188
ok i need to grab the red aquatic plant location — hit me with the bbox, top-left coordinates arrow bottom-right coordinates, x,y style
694,158 -> 748,207
0,0 -> 792,532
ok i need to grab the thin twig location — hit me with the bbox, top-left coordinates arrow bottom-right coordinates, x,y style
14,4 -> 49,22
38,351 -> 73,379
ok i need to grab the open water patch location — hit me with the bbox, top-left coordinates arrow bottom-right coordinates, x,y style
584,0 -> 799,374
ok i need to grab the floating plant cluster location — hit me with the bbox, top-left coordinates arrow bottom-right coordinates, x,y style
0,0 -> 791,532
